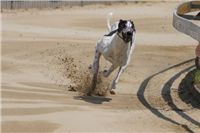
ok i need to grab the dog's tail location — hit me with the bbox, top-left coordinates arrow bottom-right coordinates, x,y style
107,12 -> 113,31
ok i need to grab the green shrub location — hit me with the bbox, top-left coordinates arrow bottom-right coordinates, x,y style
192,69 -> 200,84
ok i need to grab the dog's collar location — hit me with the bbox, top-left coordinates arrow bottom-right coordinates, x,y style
117,33 -> 132,45
117,33 -> 124,41
104,29 -> 132,44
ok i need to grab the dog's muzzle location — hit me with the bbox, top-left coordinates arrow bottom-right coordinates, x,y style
122,31 -> 133,43
104,29 -> 133,43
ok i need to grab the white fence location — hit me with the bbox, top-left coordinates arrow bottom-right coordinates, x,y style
1,1 -> 127,10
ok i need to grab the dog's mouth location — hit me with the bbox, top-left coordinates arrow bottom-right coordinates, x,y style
122,31 -> 133,43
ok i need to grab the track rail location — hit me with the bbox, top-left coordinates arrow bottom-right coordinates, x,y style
173,1 -> 200,42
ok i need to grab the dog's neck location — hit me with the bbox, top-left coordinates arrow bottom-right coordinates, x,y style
117,32 -> 125,42
113,32 -> 127,45
115,32 -> 133,47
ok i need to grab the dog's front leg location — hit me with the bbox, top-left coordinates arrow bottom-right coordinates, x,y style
88,51 -> 101,95
111,44 -> 134,90
111,66 -> 126,90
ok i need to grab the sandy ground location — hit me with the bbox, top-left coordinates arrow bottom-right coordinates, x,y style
1,2 -> 200,133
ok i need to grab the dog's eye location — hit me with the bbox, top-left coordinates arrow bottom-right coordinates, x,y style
119,23 -> 126,30
118,20 -> 126,29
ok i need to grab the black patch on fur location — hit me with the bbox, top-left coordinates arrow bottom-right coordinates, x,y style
130,20 -> 136,32
118,19 -> 127,32
104,29 -> 118,36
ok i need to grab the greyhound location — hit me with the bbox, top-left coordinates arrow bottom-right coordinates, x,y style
89,12 -> 136,95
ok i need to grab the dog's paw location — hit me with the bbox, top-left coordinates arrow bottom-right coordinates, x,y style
110,90 -> 116,95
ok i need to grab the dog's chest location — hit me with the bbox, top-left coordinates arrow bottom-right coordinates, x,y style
100,36 -> 130,65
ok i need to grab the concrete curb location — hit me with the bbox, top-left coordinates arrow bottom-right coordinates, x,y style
173,1 -> 200,42
193,84 -> 200,101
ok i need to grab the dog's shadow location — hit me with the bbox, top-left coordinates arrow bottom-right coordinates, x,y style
74,95 -> 112,104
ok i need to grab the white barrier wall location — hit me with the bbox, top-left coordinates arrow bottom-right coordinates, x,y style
0,1 -> 122,10
173,1 -> 200,42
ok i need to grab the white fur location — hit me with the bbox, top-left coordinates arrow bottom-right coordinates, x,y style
91,12 -> 136,90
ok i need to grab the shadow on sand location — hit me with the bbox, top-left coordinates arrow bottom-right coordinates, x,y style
179,69 -> 200,108
137,58 -> 197,133
74,95 -> 112,104
161,66 -> 200,128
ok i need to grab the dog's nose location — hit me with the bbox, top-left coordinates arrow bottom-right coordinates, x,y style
127,31 -> 133,36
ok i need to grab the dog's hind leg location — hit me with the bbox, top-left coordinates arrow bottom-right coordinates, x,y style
88,50 -> 96,73
103,64 -> 117,77
88,51 -> 101,95
89,44 -> 100,73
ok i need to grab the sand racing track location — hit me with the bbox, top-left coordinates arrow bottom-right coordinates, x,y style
1,2 -> 200,133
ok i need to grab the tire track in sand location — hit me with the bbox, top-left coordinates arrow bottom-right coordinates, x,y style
137,58 -> 200,133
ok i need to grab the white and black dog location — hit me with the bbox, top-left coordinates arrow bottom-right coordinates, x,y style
89,12 -> 136,95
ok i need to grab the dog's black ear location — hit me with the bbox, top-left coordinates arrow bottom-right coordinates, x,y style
130,20 -> 136,31
119,19 -> 123,23
118,19 -> 126,32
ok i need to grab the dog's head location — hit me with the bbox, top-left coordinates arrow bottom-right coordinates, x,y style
118,19 -> 135,43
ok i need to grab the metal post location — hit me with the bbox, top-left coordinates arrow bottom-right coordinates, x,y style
11,1 -> 13,9
81,0 -> 83,7
195,42 -> 200,69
